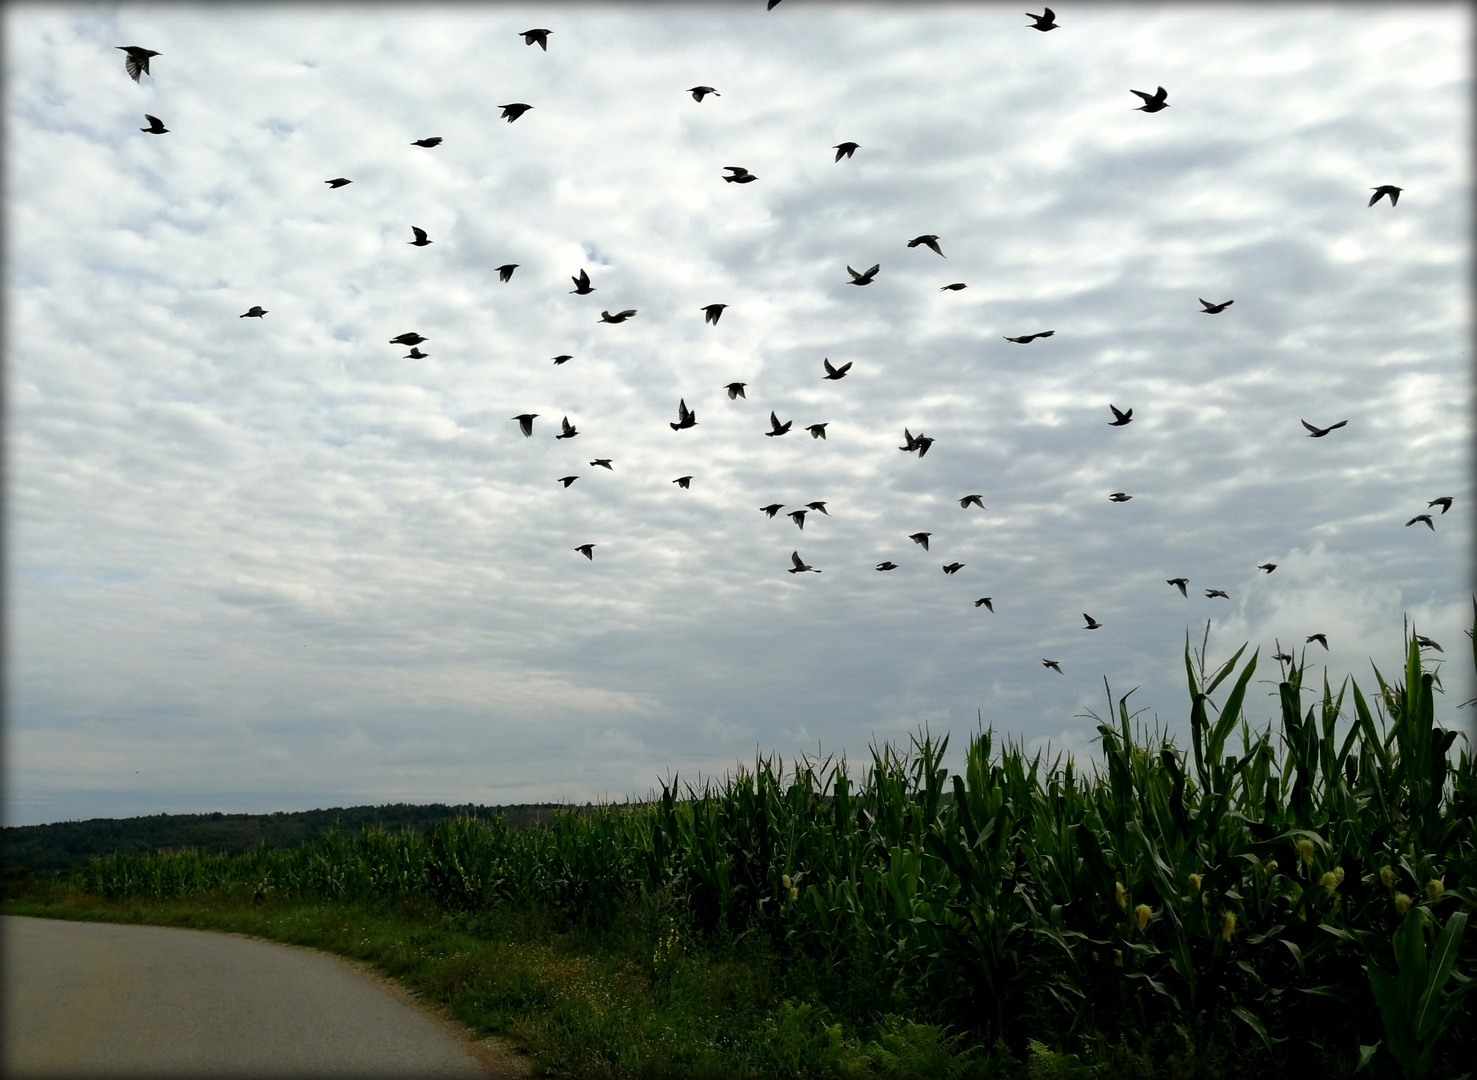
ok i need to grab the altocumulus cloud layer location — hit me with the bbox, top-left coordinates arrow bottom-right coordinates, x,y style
6,4 -> 1471,826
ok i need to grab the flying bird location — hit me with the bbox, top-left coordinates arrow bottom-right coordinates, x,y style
975,598 -> 994,611
1405,514 -> 1434,530
411,137 -> 443,147
556,416 -> 579,440
941,283 -> 968,291
806,423 -> 828,440
575,544 -> 596,560
846,263 -> 880,285
239,306 -> 267,318
725,382 -> 748,400
1108,492 -> 1133,502
702,304 -> 728,325
1428,496 -> 1453,513
325,178 -> 352,188
1131,86 -> 1170,112
822,358 -> 852,380
552,355 -> 572,365
496,264 -> 519,282
723,166 -> 757,183
907,235 -> 945,257
513,413 -> 538,437
960,495 -> 985,509
913,435 -> 934,457
590,459 -> 613,470
833,142 -> 859,161
1272,651 -> 1294,664
1004,331 -> 1054,343
806,502 -> 828,515
499,103 -> 534,122
1167,578 -> 1189,596
760,503 -> 784,518
117,46 -> 159,82
671,399 -> 697,430
520,28 -> 551,49
1083,614 -> 1102,629
908,532 -> 932,551
766,412 -> 792,437
405,348 -> 428,359
1043,659 -> 1063,674
141,114 -> 168,134
1369,185 -> 1403,207
898,429 -> 927,455
1301,419 -> 1348,438
1306,633 -> 1328,649
789,510 -> 808,530
689,86 -> 720,102
1108,404 -> 1133,426
409,226 -> 432,247
1205,589 -> 1229,599
599,309 -> 637,323
1026,8 -> 1058,30
559,476 -> 579,488
788,551 -> 820,574
570,269 -> 595,294
1199,298 -> 1234,313
876,562 -> 898,572
1258,563 -> 1277,573
1416,635 -> 1443,652
943,563 -> 965,575
390,332 -> 426,345
673,476 -> 692,489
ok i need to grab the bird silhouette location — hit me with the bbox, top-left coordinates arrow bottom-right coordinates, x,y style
390,332 -> 426,346
807,502 -> 828,515
789,510 -> 807,530
521,28 -> 551,49
673,476 -> 692,489
1108,492 -> 1132,502
914,435 -> 935,457
600,309 -> 637,323
788,552 -> 820,573
1258,563 -> 1277,573
556,416 -> 579,439
766,412 -> 792,437
941,283 -> 968,291
702,304 -> 728,325
1026,8 -> 1058,30
325,178 -> 352,188
1272,651 -> 1294,664
559,476 -> 579,488
1043,659 -> 1063,673
497,264 -> 519,282
575,544 -> 596,560
1108,404 -> 1133,426
975,598 -> 994,611
405,348 -> 428,359
141,114 -> 168,134
1369,185 -> 1403,207
833,142 -> 859,161
909,532 -> 931,551
1167,578 -> 1189,596
960,495 -> 985,509
552,355 -> 572,365
723,166 -> 757,183
409,226 -> 432,247
760,503 -> 784,518
1004,331 -> 1054,343
898,430 -> 934,457
411,137 -> 443,147
1205,589 -> 1229,599
876,562 -> 898,571
590,459 -> 613,470
907,235 -> 945,257
570,269 -> 595,294
806,423 -> 828,440
943,563 -> 965,575
499,103 -> 534,122
822,358 -> 852,380
1199,298 -> 1233,313
1405,514 -> 1434,530
117,46 -> 159,82
1131,86 -> 1170,112
671,399 -> 697,430
1428,496 -> 1453,513
1416,635 -> 1443,652
725,382 -> 748,400
689,86 -> 720,102
1307,633 -> 1328,649
846,263 -> 880,285
239,306 -> 267,318
513,414 -> 538,437
1083,613 -> 1102,629
1301,419 -> 1348,438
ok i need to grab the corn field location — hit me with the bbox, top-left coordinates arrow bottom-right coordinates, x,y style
78,615 -> 1476,1074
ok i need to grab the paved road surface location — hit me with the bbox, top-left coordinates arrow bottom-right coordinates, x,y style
3,915 -> 526,1078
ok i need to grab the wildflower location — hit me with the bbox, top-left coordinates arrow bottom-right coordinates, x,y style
1297,839 -> 1315,866
1133,903 -> 1154,932
1187,873 -> 1202,892
1115,881 -> 1127,910
1394,893 -> 1413,916
1221,912 -> 1237,942
1426,879 -> 1444,899
1379,865 -> 1395,889
782,874 -> 792,891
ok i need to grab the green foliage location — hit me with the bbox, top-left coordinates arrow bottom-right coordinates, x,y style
1365,909 -> 1473,1079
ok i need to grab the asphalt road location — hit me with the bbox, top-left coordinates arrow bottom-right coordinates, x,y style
2,915 -> 526,1078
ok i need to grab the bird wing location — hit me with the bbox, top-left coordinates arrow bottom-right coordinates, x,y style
790,552 -> 806,570
1327,420 -> 1348,431
823,359 -> 837,375
412,227 -> 427,241
1131,89 -> 1154,103
1044,7 -> 1054,18
836,362 -> 852,375
864,264 -> 880,278
1300,419 -> 1321,434
1153,86 -> 1168,102
620,309 -> 636,318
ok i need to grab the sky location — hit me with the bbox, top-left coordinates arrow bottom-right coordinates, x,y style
5,3 -> 1472,827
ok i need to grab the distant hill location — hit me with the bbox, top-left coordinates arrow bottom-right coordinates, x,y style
2,802 -> 569,879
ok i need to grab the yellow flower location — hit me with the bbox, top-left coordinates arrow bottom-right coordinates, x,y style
1115,881 -> 1127,910
789,886 -> 799,902
1379,865 -> 1395,889
1426,879 -> 1444,899
1187,873 -> 1202,892
1221,912 -> 1237,942
1297,839 -> 1315,866
1394,893 -> 1413,916
1133,903 -> 1154,932
781,874 -> 792,891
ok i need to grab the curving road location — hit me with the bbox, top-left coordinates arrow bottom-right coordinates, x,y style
2,915 -> 527,1078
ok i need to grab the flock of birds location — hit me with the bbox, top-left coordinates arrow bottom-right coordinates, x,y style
116,7 -> 1454,677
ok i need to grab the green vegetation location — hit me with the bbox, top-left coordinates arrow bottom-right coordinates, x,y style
8,613 -> 1474,1079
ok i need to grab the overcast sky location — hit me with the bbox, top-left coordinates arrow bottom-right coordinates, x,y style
5,3 -> 1471,827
